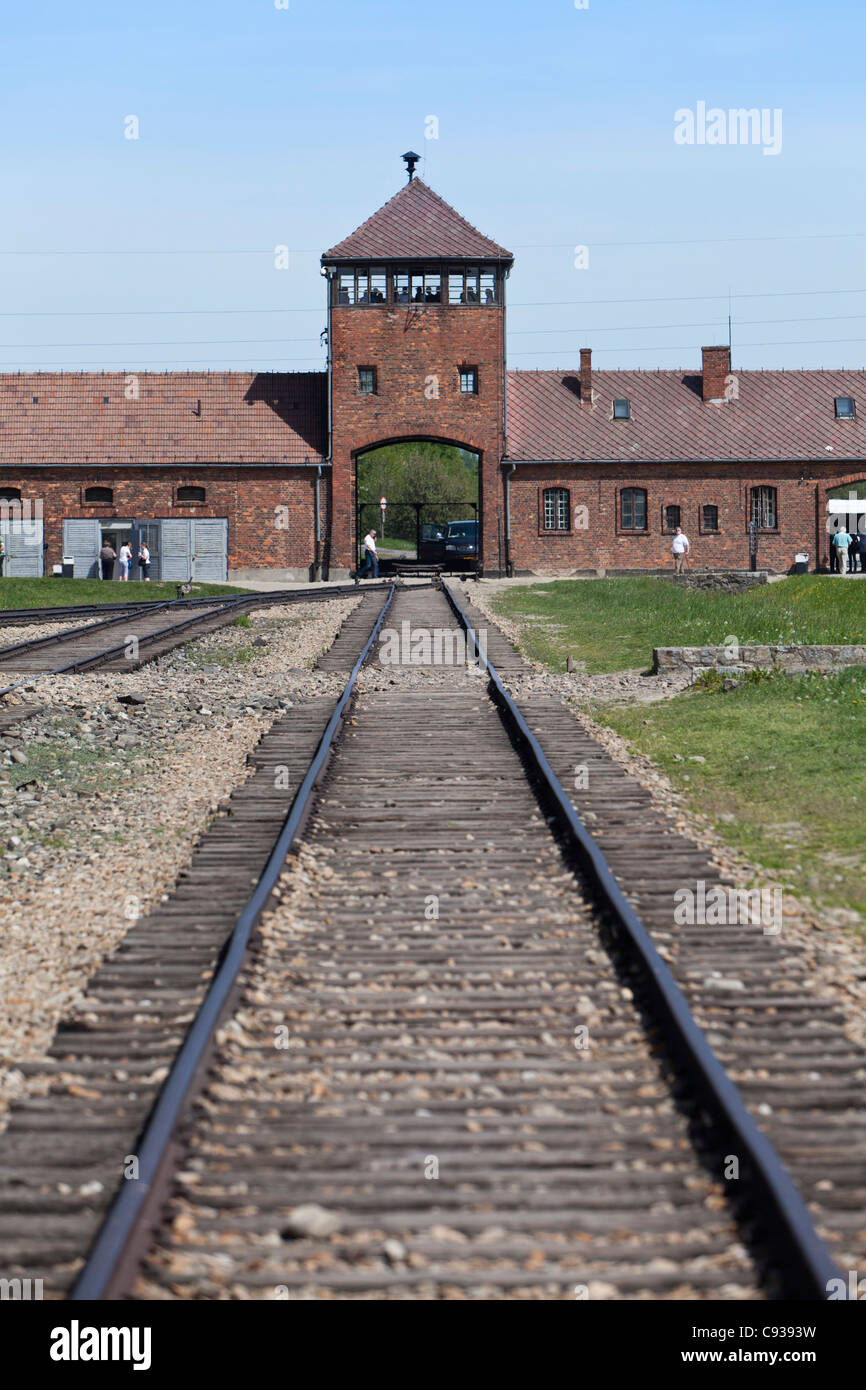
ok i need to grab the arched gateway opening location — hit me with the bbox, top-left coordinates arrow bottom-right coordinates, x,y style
355,440 -> 480,573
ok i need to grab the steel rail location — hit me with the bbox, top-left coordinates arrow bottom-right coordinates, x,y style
442,581 -> 844,1302
0,603 -> 174,660
0,599 -> 245,699
69,581 -> 398,1300
0,579 -> 401,627
0,581 -> 425,700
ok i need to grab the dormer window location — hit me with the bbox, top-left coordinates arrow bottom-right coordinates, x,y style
613,398 -> 630,420
835,396 -> 856,418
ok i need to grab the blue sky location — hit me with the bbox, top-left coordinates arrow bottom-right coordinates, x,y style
1,0 -> 864,374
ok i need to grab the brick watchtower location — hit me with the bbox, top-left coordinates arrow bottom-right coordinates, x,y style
321,162 -> 513,575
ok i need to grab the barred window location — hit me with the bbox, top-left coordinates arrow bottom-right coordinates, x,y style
543,488 -> 570,531
357,367 -> 377,395
621,487 -> 647,530
702,504 -> 719,532
750,485 -> 778,530
663,504 -> 681,532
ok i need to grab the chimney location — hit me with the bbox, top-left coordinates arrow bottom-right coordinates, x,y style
702,344 -> 731,403
580,348 -> 592,405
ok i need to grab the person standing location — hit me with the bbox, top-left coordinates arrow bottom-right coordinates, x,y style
832,527 -> 853,575
0,535 -> 5,577
357,528 -> 379,578
118,539 -> 132,581
671,526 -> 690,574
138,541 -> 151,581
99,540 -> 116,581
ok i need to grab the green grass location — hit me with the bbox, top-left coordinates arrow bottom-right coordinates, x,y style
185,641 -> 256,669
490,575 -> 866,673
598,667 -> 866,925
0,578 -> 248,610
7,724 -> 148,796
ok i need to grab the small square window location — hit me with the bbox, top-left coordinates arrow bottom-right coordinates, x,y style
613,398 -> 630,420
702,504 -> 719,532
358,367 -> 376,395
102,396 -> 109,404
835,396 -> 856,418
31,396 -> 38,404
459,367 -> 478,394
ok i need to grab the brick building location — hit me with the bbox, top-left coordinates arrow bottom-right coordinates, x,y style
1,167 -> 864,579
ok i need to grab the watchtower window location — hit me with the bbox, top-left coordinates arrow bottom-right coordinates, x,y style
459,366 -> 478,395
368,269 -> 387,303
410,270 -> 441,304
337,271 -> 355,305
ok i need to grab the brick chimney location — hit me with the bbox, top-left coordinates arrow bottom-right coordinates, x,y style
580,348 -> 592,405
702,344 -> 731,403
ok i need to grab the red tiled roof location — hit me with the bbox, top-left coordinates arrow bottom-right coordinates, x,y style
322,179 -> 512,262
506,368 -> 866,463
0,372 -> 327,465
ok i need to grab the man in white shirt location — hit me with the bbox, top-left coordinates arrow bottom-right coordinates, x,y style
671,526 -> 690,574
358,529 -> 378,578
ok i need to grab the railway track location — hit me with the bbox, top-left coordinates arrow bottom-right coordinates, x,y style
0,580 -> 395,629
0,582 -> 398,690
0,583 -> 860,1301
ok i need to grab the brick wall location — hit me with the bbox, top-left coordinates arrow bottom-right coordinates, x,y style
508,463 -> 866,573
329,302 -> 507,571
3,467 -> 324,573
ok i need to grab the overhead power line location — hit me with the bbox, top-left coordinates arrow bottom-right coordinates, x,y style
0,284 -> 865,321
0,230 -> 861,256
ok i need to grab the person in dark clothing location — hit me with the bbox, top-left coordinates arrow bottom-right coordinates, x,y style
99,542 -> 116,580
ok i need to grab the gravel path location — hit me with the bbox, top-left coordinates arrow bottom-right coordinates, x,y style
0,597 -> 358,1113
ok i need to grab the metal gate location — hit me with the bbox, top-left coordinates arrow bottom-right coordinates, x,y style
1,504 -> 44,577
158,518 -> 228,583
357,500 -> 478,572
62,519 -> 101,579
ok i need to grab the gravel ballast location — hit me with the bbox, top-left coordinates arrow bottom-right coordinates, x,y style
0,597 -> 358,1113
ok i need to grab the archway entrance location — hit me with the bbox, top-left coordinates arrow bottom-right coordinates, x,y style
356,441 -> 480,573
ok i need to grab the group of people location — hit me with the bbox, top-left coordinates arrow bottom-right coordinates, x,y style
829,526 -> 866,574
99,539 -> 151,581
